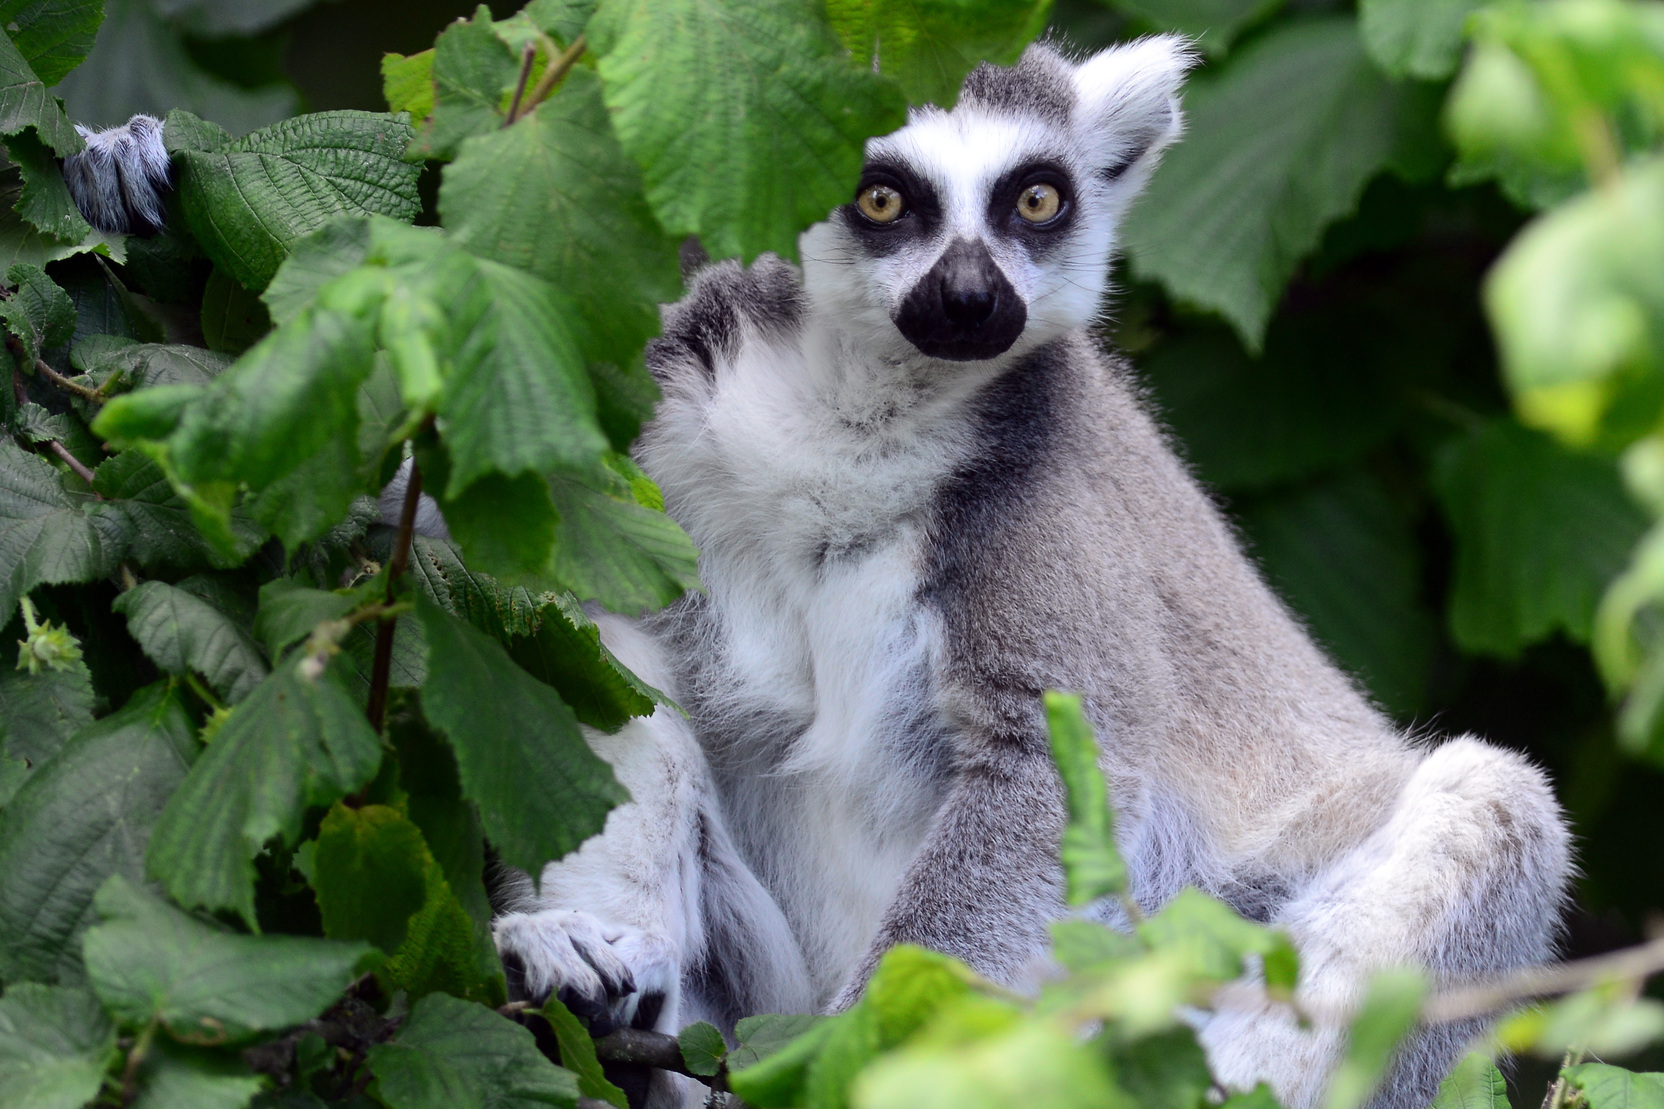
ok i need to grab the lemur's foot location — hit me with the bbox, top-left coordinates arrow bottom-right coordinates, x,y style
493,909 -> 680,1035
62,114 -> 172,236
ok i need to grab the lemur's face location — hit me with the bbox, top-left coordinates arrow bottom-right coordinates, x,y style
800,38 -> 1194,365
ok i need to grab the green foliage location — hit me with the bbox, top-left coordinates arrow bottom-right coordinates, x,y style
365,992 -> 580,1109
825,0 -> 1050,106
542,996 -> 629,1107
1564,1064 -> 1664,1109
0,983 -> 117,1109
1043,690 -> 1127,905
1430,1055 -> 1510,1109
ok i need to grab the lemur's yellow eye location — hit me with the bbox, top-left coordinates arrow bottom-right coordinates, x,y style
856,184 -> 905,224
1016,183 -> 1061,223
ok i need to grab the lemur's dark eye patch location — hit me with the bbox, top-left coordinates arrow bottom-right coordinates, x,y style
989,161 -> 1074,237
842,161 -> 939,251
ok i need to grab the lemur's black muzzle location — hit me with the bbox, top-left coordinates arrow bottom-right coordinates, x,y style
894,238 -> 1026,361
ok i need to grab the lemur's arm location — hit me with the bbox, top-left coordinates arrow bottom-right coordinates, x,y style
61,115 -> 172,237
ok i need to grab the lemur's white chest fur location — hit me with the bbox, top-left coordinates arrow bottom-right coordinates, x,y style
639,310 -> 1006,994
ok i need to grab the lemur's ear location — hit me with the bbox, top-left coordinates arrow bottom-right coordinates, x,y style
1071,36 -> 1197,186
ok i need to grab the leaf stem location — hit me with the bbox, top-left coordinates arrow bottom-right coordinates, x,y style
505,41 -> 538,125
120,1020 -> 157,1105
514,34 -> 586,122
184,672 -> 224,713
46,438 -> 99,489
35,358 -> 102,404
365,459 -> 422,732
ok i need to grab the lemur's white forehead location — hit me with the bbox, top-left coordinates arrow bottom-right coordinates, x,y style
865,107 -> 1075,217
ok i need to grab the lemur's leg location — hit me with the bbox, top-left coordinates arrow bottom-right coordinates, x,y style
62,115 -> 172,236
491,613 -> 810,1056
1199,737 -> 1571,1109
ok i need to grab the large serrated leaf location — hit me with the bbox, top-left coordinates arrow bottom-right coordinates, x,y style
144,658 -> 381,925
402,535 -> 548,641
1122,16 -> 1414,348
367,992 -> 581,1109
1563,1064 -> 1664,1109
0,983 -> 117,1109
508,593 -> 665,731
0,29 -> 80,156
0,683 -> 194,985
127,1039 -> 266,1109
1434,420 -> 1648,658
441,66 -> 680,372
545,465 -> 700,615
89,451 -> 265,572
0,438 -> 121,623
0,653 -> 94,766
589,0 -> 907,260
83,875 -> 378,1044
410,8 -> 519,161
1,261 -> 75,364
2,130 -> 91,242
1430,1054 -> 1510,1109
113,581 -> 269,704
0,0 -> 104,86
169,109 -> 421,291
826,0 -> 1048,106
414,593 -> 627,876
1359,0 -> 1482,80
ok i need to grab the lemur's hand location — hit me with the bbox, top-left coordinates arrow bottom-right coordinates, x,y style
493,909 -> 681,1035
62,115 -> 172,236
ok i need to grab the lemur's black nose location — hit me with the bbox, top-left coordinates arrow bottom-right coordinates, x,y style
894,238 -> 1027,361
942,283 -> 996,328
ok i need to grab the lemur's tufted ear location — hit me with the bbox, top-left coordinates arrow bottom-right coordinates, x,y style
1071,36 -> 1197,186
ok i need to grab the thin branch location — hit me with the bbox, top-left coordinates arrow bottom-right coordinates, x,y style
517,34 -> 586,120
505,41 -> 538,124
120,1021 -> 157,1105
46,438 -> 99,489
1424,935 -> 1664,1025
35,358 -> 102,404
364,461 -> 422,733
593,1028 -> 714,1086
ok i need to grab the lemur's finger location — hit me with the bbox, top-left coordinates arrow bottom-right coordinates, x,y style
62,114 -> 171,236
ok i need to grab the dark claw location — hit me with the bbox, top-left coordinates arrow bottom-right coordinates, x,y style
558,984 -> 616,1038
570,935 -> 638,998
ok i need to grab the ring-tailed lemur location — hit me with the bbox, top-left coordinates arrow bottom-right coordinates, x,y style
64,38 -> 1573,1109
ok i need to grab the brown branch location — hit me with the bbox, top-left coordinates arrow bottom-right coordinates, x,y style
593,1028 -> 715,1087
46,438 -> 99,490
364,461 -> 422,733
505,41 -> 537,124
517,34 -> 586,120
1422,934 -> 1664,1025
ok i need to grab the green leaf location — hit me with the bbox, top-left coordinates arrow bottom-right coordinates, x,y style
1434,420 -> 1648,657
75,341 -> 232,391
312,801 -> 493,1002
825,0 -> 1048,107
507,591 -> 665,731
367,992 -> 580,1109
432,257 -> 606,497
441,469 -> 561,582
440,65 -> 681,372
1113,0 -> 1280,53
679,1021 -> 727,1078
545,464 -> 701,615
1109,1027 -> 1212,1109
403,534 -> 547,641
414,593 -> 627,876
589,0 -> 907,260
542,996 -> 629,1108
728,1014 -> 828,1071
3,131 -> 91,242
410,8 -> 519,161
248,432 -> 372,552
168,109 -> 421,291
1237,471 -> 1435,717
0,160 -> 118,272
1323,969 -> 1425,1109
1137,887 -> 1297,986
144,658 -> 382,925
726,1014 -> 837,1106
252,578 -> 361,660
382,49 -> 435,121
0,0 -> 104,86
1047,919 -> 1140,975
260,217 -> 373,327
200,268 -> 273,357
1122,16 -> 1414,349
849,1015 -> 1119,1109
1430,1054 -> 1510,1109
1,262 -> 75,365
129,1039 -> 268,1109
1483,156 -> 1664,447
0,748 -> 25,806
0,29 -> 80,156
113,581 -> 269,704
0,651 -> 94,765
1564,1064 -> 1664,1109
1042,690 -> 1125,905
1359,0 -> 1481,80
83,875 -> 378,1043
0,983 -> 118,1109
0,683 -> 194,984
89,451 -> 265,573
